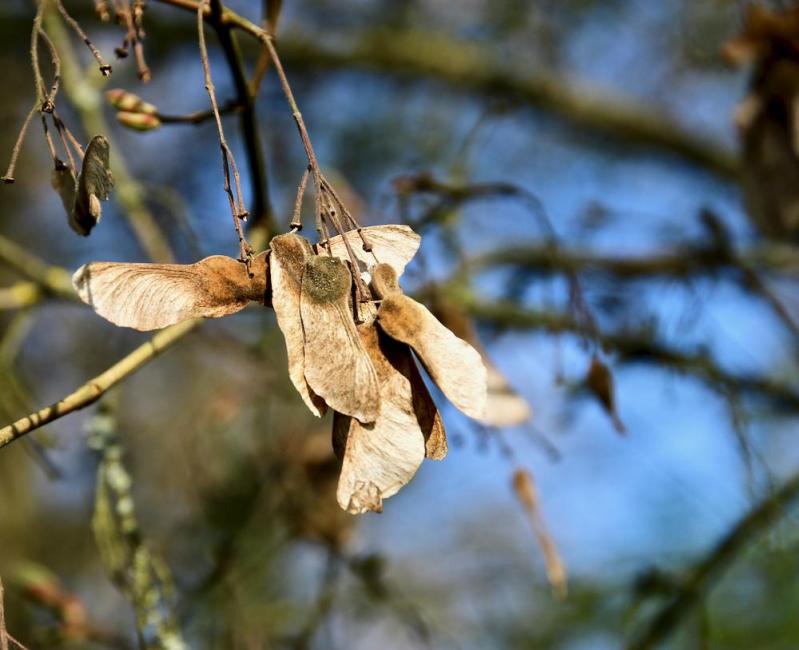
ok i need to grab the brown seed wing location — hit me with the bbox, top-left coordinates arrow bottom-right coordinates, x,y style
270,234 -> 327,417
72,135 -> 114,236
335,326 -> 433,514
73,254 -> 263,331
377,294 -> 487,420
315,224 -> 420,276
482,366 -> 533,427
430,295 -> 531,427
300,256 -> 380,423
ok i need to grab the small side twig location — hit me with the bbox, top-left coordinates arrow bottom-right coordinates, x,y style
52,0 -> 112,75
196,0 -> 252,264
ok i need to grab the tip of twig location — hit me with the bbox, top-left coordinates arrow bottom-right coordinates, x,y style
99,64 -> 113,76
138,69 -> 152,83
1,177 -> 15,185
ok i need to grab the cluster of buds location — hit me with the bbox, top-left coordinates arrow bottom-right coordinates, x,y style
73,224 -> 491,513
106,89 -> 161,132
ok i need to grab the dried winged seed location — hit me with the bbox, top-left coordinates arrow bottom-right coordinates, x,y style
300,255 -> 380,423
270,233 -> 327,417
73,252 -> 268,331
71,135 -> 114,236
51,162 -> 77,223
377,294 -> 487,421
431,295 -> 531,427
368,263 -> 446,457
315,224 -> 420,277
334,325 -> 441,514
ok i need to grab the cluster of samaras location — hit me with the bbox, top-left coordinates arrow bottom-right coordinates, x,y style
73,225 -> 489,513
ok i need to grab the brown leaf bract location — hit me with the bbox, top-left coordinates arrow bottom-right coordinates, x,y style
586,355 -> 625,435
315,224 -> 421,279
71,135 -> 114,236
334,324 -> 444,514
270,233 -> 327,417
377,293 -> 487,421
300,255 -> 380,423
73,252 -> 268,331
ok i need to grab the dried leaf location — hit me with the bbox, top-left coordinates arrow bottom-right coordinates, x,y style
300,255 -> 380,423
315,224 -> 420,278
512,468 -> 567,599
73,252 -> 268,331
431,293 -> 532,427
269,233 -> 327,417
70,135 -> 114,236
51,161 -> 77,223
586,355 -> 625,435
334,325 -> 443,514
378,294 -> 487,420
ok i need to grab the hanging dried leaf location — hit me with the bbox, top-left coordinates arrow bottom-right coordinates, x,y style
377,293 -> 487,421
73,252 -> 268,331
512,468 -> 567,599
334,325 -> 444,514
315,224 -> 420,277
300,255 -> 380,423
586,355 -> 625,435
51,160 -> 77,222
69,135 -> 114,236
430,293 -> 532,427
269,233 -> 327,417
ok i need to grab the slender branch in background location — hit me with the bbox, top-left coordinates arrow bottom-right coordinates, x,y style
0,233 -> 74,298
197,0 -> 252,263
0,319 -> 199,451
464,299 -> 799,410
208,0 -> 276,235
627,468 -> 799,650
152,0 -> 737,180
87,401 -> 186,649
43,9 -> 174,263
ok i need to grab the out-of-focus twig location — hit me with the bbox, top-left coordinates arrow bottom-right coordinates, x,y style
0,319 -> 199,450
627,468 -> 799,650
463,298 -> 799,411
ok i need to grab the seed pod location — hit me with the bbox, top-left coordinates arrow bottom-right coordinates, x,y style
300,255 -> 380,423
73,252 -> 268,331
377,293 -> 487,421
70,135 -> 114,236
315,224 -> 421,278
333,324 -> 445,514
270,233 -> 327,417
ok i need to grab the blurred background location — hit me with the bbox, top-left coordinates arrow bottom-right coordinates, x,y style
2,0 -> 799,648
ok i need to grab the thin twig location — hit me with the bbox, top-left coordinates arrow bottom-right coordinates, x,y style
208,0 -> 275,233
1,104 -> 37,184
0,319 -> 199,451
0,577 -> 8,650
196,0 -> 252,263
52,0 -> 112,75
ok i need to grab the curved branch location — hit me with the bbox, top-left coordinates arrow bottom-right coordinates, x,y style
627,468 -> 799,650
0,319 -> 198,450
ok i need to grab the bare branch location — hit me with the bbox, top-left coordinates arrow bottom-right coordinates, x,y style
627,468 -> 799,650
0,319 -> 199,450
